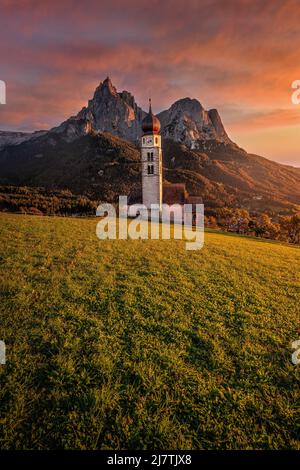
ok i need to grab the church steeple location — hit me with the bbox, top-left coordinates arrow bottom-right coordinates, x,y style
141,98 -> 163,211
142,98 -> 161,135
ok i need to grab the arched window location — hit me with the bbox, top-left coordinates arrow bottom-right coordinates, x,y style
155,137 -> 158,144
147,165 -> 154,175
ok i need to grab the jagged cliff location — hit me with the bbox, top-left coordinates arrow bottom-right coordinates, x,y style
0,77 -> 231,147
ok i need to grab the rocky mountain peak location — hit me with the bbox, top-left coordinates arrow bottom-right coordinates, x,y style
52,77 -> 145,142
169,97 -> 204,113
1,77 -> 232,148
92,76 -> 118,100
157,97 -> 230,146
208,109 -> 228,142
70,78 -> 231,146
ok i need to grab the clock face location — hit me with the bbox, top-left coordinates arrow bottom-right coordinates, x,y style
146,138 -> 152,145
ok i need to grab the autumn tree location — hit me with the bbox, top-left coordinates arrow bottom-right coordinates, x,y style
280,214 -> 300,243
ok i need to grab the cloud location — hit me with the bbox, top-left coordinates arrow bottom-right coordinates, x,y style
222,106 -> 300,130
0,0 -> 299,164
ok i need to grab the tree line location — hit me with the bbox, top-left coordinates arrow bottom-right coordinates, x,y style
0,186 -> 299,244
205,207 -> 300,244
0,186 -> 98,216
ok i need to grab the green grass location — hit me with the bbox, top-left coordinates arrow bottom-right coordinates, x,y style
0,212 -> 299,450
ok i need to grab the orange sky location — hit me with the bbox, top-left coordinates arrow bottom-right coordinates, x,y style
0,0 -> 300,166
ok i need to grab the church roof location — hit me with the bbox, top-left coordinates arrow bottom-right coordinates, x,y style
163,182 -> 203,206
163,182 -> 187,205
142,99 -> 161,135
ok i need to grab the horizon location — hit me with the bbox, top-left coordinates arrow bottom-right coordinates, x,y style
0,0 -> 300,167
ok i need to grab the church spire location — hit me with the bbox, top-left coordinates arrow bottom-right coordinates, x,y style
141,96 -> 163,212
142,98 -> 161,135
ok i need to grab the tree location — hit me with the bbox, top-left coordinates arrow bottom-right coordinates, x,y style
280,214 -> 300,243
233,209 -> 250,234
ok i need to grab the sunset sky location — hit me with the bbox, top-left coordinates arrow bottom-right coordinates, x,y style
0,0 -> 300,166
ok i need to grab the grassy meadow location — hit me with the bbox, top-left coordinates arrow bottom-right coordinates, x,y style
0,212 -> 299,450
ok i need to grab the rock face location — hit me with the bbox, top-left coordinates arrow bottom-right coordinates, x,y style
52,77 -> 146,143
0,77 -> 231,149
80,77 -> 146,141
49,77 -> 231,146
208,109 -> 229,142
157,98 -> 231,146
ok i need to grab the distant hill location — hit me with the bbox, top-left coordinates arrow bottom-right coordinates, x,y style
0,77 -> 299,214
0,130 -> 47,150
0,132 -> 141,202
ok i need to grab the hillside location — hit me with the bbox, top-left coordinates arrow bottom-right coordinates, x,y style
0,213 -> 299,449
0,132 -> 141,202
162,139 -> 300,213
0,129 -> 299,214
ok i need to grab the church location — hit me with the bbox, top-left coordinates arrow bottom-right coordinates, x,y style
140,99 -> 202,215
141,99 -> 163,210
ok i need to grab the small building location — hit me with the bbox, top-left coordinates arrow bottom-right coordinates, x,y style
163,182 -> 187,205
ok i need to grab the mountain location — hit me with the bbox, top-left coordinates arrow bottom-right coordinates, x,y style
56,77 -> 231,145
51,77 -> 146,143
0,77 -> 299,214
0,130 -> 47,150
158,98 -> 231,146
0,131 -> 141,200
2,77 -> 230,147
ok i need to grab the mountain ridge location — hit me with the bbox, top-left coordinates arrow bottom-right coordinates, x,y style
0,77 -> 299,214
0,77 -> 232,148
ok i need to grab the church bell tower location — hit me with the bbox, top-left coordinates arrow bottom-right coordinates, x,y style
141,99 -> 163,211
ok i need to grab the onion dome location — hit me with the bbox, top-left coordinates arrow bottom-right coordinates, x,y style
142,99 -> 161,135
